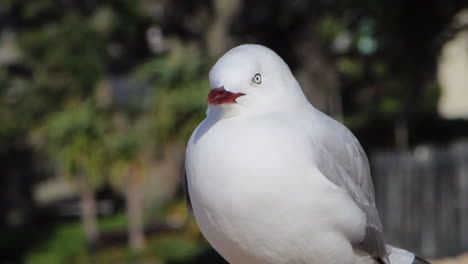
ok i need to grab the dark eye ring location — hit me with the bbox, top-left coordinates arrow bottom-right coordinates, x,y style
252,73 -> 262,84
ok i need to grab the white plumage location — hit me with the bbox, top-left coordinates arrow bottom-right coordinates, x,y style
184,44 -> 426,264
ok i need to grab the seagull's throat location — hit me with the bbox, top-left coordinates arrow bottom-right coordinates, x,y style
208,87 -> 245,106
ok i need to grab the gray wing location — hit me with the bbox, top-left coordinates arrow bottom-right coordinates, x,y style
182,170 -> 193,215
305,109 -> 386,258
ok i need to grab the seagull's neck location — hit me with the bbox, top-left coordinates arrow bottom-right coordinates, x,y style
206,101 -> 312,124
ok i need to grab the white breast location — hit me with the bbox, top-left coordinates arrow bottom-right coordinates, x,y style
185,113 -> 369,264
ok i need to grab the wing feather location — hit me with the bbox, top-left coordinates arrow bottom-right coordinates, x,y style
303,108 -> 386,258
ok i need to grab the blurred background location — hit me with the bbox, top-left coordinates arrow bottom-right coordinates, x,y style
1,0 -> 468,263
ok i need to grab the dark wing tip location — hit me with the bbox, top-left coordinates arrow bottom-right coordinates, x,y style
374,256 -> 387,264
413,256 -> 431,264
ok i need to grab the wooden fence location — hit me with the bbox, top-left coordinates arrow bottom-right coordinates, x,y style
371,140 -> 468,258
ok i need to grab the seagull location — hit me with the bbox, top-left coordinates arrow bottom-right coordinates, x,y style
184,44 -> 429,264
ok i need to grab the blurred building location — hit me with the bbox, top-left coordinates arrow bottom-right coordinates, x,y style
438,9 -> 468,120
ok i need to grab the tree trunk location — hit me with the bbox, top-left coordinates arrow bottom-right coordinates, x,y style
79,176 -> 99,252
126,166 -> 145,252
206,0 -> 242,58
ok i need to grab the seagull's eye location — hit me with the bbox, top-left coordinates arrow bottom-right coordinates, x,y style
252,73 -> 262,84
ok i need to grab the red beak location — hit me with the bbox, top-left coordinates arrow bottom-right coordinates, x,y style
207,87 -> 245,105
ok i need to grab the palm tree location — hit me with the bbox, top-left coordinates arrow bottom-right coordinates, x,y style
101,44 -> 210,253
134,44 -> 209,221
33,100 -> 108,250
106,113 -> 151,252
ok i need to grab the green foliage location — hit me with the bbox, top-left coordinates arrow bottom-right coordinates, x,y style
33,101 -> 109,188
0,69 -> 34,147
19,12 -> 106,99
371,60 -> 388,79
134,46 -> 208,145
379,96 -> 402,116
99,214 -> 129,230
147,235 -> 208,262
336,57 -> 364,79
24,222 -> 87,264
24,214 -> 208,264
6,1 -> 148,147
318,15 -> 344,42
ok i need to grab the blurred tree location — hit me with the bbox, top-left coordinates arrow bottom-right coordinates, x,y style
5,2 -> 111,252
5,0 -> 153,254
106,112 -> 152,252
32,101 -> 108,250
134,44 -> 208,147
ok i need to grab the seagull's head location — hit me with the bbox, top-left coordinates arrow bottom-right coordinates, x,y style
207,44 -> 307,119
